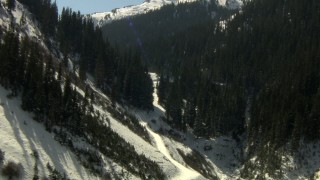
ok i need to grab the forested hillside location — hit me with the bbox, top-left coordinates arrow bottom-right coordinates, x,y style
1,0 -> 320,178
102,0 -> 320,178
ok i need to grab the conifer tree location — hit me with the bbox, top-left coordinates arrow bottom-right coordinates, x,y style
166,81 -> 183,129
95,52 -> 106,88
79,56 -> 87,81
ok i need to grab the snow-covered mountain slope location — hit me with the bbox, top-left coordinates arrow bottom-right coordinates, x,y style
0,2 -> 99,179
0,87 -> 98,180
91,0 -> 243,26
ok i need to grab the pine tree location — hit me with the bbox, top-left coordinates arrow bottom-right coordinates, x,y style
79,55 -> 87,81
62,50 -> 68,68
62,76 -> 72,125
95,52 -> 106,88
22,42 -> 41,111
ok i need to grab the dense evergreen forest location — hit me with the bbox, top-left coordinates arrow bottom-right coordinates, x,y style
170,0 -> 320,177
57,7 -> 154,110
102,0 -> 320,177
13,0 -> 154,110
102,0 -> 235,68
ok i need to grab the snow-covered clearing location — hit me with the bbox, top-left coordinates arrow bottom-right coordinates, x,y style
0,86 -> 95,180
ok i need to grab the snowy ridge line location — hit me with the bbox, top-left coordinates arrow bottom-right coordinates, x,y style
91,0 -> 198,26
90,0 -> 243,26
